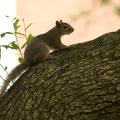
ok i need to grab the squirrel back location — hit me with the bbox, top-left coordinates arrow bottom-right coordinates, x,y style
0,20 -> 74,96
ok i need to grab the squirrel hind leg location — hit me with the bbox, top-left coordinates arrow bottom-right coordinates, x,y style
31,48 -> 50,65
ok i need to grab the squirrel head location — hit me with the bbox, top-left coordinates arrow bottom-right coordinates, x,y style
56,20 -> 74,35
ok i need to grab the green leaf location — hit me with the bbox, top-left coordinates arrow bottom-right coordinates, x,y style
1,33 -> 6,38
17,26 -> 20,29
6,32 -> 14,34
1,41 -> 19,50
114,6 -> 120,16
13,19 -> 20,31
10,41 -> 19,50
27,33 -> 33,43
18,57 -> 24,63
4,66 -> 7,70
100,0 -> 110,5
25,23 -> 32,30
21,33 -> 33,49
0,32 -> 14,38
5,15 -> 9,18
1,45 -> 14,49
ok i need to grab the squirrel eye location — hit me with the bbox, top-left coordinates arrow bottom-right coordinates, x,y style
63,25 -> 68,29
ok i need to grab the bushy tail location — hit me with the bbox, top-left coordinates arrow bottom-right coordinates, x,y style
0,62 -> 29,96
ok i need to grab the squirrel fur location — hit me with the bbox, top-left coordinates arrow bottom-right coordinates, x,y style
0,20 -> 74,96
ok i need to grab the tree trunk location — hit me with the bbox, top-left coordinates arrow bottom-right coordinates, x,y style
0,30 -> 120,120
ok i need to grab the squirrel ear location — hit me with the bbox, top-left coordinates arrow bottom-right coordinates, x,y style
56,21 -> 61,27
60,20 -> 62,23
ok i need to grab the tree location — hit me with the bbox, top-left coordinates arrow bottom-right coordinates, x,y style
0,30 -> 120,120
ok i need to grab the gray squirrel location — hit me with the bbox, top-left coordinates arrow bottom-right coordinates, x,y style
0,20 -> 74,96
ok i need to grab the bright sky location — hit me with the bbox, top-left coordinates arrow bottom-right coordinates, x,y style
0,0 -> 16,85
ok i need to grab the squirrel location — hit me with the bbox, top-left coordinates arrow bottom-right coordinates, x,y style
0,20 -> 74,96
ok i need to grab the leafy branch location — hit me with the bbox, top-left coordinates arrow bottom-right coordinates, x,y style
0,17 -> 33,62
0,16 -> 33,81
13,18 -> 24,59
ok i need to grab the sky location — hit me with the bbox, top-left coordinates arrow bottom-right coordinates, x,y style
0,0 -> 16,85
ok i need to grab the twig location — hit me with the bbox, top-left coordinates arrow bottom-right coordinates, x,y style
12,20 -> 24,59
23,19 -> 28,41
0,64 -> 9,75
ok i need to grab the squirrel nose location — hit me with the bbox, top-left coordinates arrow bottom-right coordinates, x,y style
71,27 -> 74,32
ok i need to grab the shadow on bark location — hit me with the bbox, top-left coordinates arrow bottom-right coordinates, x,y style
0,30 -> 120,120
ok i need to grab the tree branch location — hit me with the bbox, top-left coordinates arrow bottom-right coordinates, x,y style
0,30 -> 120,120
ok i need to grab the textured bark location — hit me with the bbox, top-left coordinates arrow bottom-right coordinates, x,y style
0,30 -> 120,120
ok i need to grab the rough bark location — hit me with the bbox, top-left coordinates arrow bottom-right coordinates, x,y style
0,30 -> 120,120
